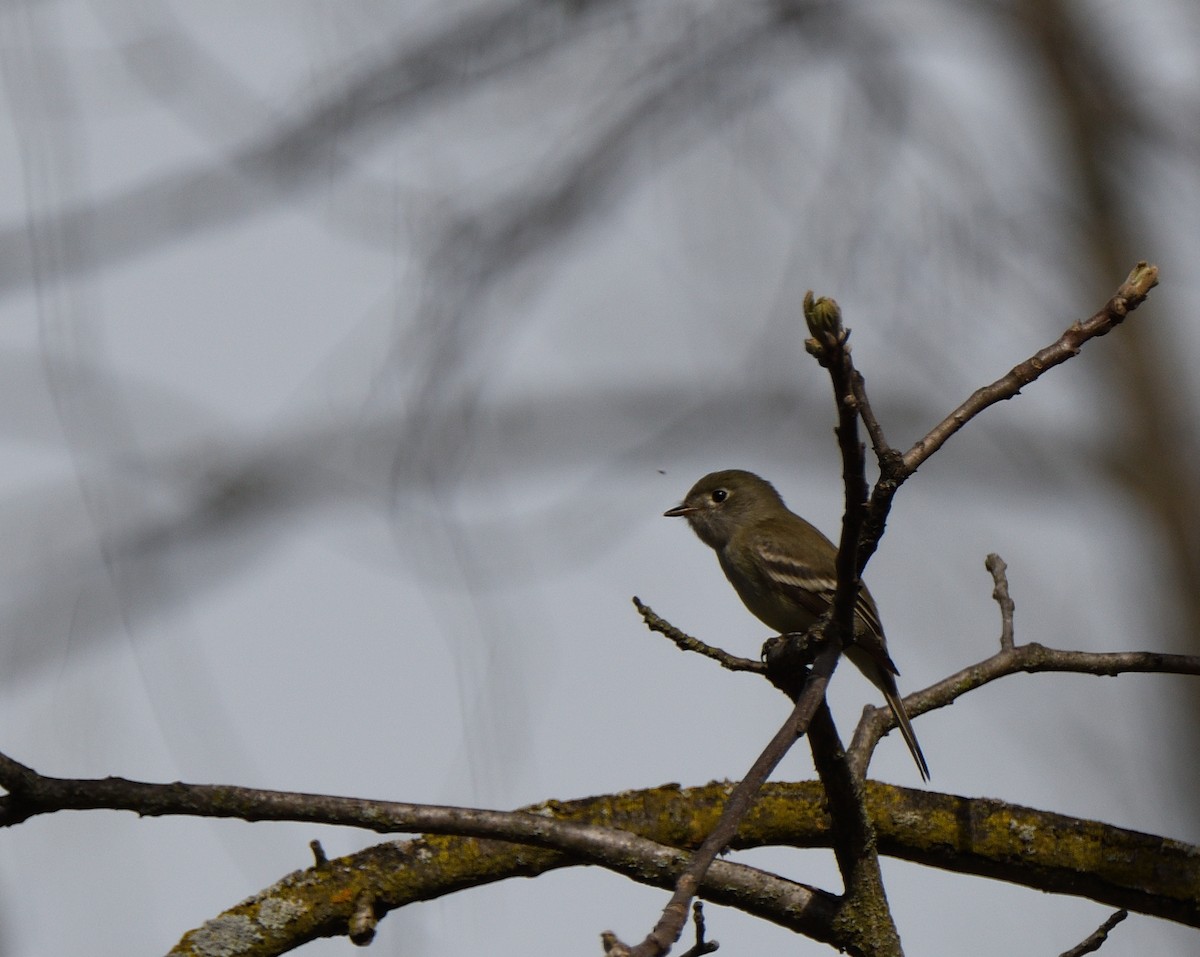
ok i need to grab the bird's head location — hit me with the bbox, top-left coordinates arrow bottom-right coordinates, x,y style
664,469 -> 784,549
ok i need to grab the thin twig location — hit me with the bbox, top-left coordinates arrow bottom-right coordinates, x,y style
803,292 -> 873,590
850,368 -> 892,458
986,553 -> 1016,651
846,553 -> 1197,777
1058,910 -> 1128,957
848,638 -> 1200,776
633,597 -> 765,673
628,642 -> 841,957
901,262 -> 1158,476
676,903 -> 719,957
862,263 -> 1158,564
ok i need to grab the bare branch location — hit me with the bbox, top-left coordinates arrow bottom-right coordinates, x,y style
0,755 -> 846,953
677,903 -> 719,957
174,780 -> 1200,954
7,743 -> 1190,949
630,642 -> 841,957
850,368 -> 893,460
1058,910 -> 1128,957
901,262 -> 1158,475
861,263 -> 1160,561
849,639 -> 1200,778
633,597 -> 765,674
848,544 -> 1200,776
800,292 -> 904,953
986,553 -> 1016,650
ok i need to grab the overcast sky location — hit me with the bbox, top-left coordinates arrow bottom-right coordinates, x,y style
0,2 -> 1198,955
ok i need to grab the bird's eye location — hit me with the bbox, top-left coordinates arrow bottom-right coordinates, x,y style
711,488 -> 728,503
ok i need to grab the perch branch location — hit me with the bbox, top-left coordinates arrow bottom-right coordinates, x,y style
632,597 -> 764,673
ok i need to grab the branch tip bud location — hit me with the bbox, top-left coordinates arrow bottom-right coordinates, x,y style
1125,261 -> 1158,297
804,295 -> 843,339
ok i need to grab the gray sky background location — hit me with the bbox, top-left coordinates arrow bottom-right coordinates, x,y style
0,2 -> 1198,955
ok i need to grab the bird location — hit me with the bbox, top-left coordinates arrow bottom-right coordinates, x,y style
664,468 -> 929,780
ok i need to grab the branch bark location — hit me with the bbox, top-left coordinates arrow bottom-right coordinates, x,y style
899,261 -> 1158,476
156,780 -> 1200,956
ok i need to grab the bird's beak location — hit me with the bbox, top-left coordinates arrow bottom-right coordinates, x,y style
663,504 -> 694,518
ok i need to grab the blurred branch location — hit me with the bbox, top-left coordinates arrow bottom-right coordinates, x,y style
1013,4 -> 1200,840
0,0 -> 624,296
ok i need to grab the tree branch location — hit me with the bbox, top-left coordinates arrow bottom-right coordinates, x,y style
849,549 -> 1198,776
3,743 -> 1194,952
171,780 -> 1200,955
901,261 -> 1158,476
849,626 -> 1200,780
626,641 -> 841,957
801,291 -> 901,954
859,262 -> 1158,567
0,755 -> 844,954
986,552 -> 1017,651
1058,910 -> 1128,957
632,597 -> 764,673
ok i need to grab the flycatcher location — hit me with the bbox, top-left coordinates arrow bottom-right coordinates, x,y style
665,469 -> 929,780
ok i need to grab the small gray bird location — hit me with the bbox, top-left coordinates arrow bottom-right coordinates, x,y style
665,469 -> 929,780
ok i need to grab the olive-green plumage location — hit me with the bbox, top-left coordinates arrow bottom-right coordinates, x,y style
665,469 -> 929,780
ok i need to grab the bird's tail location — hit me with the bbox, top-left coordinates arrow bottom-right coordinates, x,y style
845,645 -> 930,781
879,682 -> 930,782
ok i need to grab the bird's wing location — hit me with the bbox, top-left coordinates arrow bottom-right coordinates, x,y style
753,533 -> 898,675
752,536 -> 838,621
